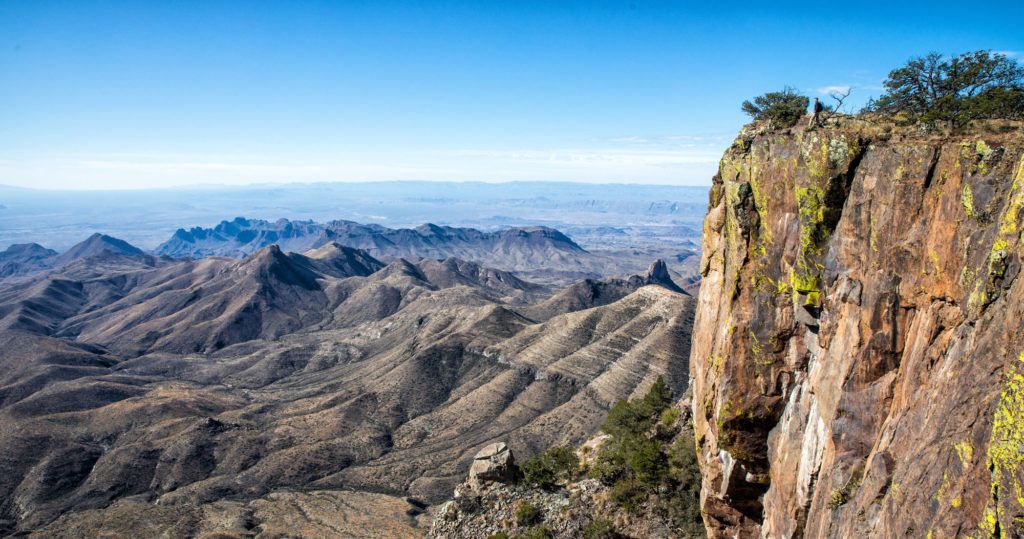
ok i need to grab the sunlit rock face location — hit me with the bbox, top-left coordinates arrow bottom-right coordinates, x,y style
689,121 -> 1024,538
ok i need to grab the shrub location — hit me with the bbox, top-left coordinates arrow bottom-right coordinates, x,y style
514,501 -> 542,526
588,448 -> 627,486
741,87 -> 810,128
664,431 -> 704,533
865,50 -> 1024,128
827,488 -> 847,509
659,406 -> 681,427
602,399 -> 653,439
486,534 -> 511,539
582,518 -> 618,539
641,376 -> 674,417
610,478 -> 647,512
668,431 -> 700,485
624,437 -> 668,487
520,524 -> 553,539
602,376 -> 675,439
521,446 -> 579,487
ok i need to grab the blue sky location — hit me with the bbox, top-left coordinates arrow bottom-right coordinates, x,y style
1,1 -> 1022,189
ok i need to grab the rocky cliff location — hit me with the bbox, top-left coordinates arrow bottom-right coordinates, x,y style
690,121 -> 1024,537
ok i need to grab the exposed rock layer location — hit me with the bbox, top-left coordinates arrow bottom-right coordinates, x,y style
690,123 -> 1024,537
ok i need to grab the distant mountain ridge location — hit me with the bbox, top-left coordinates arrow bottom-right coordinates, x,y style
2,218 -> 688,287
156,217 -> 586,262
152,217 -> 606,283
0,234 -> 150,279
0,243 -> 56,278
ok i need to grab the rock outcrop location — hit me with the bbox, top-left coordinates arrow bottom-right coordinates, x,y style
690,122 -> 1024,537
430,410 -> 705,539
467,442 -> 517,490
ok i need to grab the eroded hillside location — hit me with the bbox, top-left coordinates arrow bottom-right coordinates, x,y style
0,238 -> 693,537
690,122 -> 1024,537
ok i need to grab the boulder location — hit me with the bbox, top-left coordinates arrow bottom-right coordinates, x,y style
467,442 -> 516,490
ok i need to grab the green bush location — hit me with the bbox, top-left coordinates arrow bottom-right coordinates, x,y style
588,448 -> 627,486
865,50 -> 1024,128
641,376 -> 673,415
582,518 -> 618,539
741,87 -> 810,128
514,501 -> 542,526
624,437 -> 668,487
664,431 -> 704,533
521,446 -> 579,487
602,399 -> 653,439
487,533 -> 511,539
602,376 -> 674,439
668,431 -> 700,484
590,377 -> 680,492
610,478 -> 647,512
531,377 -> 707,534
519,524 -> 553,539
659,406 -> 681,427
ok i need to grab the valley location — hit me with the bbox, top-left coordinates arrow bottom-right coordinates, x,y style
0,227 -> 693,537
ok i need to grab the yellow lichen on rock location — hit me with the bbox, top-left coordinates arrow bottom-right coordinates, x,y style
983,352 -> 1024,531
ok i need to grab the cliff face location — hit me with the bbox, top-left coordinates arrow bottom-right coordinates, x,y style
690,122 -> 1024,538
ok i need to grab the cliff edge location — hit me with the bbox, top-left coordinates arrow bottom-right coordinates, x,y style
690,121 -> 1024,537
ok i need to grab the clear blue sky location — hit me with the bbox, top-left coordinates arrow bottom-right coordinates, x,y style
2,0 -> 1022,189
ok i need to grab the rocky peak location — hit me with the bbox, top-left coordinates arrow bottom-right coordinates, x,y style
374,258 -> 429,283
240,244 -> 321,290
303,242 -> 383,278
642,259 -> 685,293
61,233 -> 144,260
1,243 -> 55,258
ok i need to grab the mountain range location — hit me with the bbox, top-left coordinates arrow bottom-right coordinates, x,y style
0,227 -> 692,537
1,218 -> 695,288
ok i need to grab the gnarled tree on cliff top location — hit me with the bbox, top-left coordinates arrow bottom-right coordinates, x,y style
741,87 -> 809,129
865,50 -> 1024,128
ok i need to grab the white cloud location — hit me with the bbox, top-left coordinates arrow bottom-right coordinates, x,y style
817,85 -> 852,95
995,50 -> 1020,58
441,148 -> 720,167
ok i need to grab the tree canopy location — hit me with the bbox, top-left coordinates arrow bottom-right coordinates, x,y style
866,50 -> 1024,128
741,87 -> 810,129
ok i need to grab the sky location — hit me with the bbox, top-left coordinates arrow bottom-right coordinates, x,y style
1,0 -> 1022,190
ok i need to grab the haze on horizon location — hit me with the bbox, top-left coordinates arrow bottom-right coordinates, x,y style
2,0 -> 1022,190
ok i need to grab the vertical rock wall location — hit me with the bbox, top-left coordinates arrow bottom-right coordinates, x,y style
690,123 -> 1024,538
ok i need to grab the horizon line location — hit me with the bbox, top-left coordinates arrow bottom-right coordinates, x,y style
0,178 -> 714,193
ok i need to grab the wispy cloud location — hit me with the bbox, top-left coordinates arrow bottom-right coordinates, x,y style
995,50 -> 1020,58
817,85 -> 852,95
0,144 -> 724,189
441,147 -> 722,167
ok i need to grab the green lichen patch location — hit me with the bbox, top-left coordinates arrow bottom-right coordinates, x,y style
748,330 -> 775,366
790,184 -> 829,304
999,155 -> 1024,236
962,139 -> 996,176
963,184 -> 976,218
955,440 -> 975,468
982,352 -> 1024,531
800,134 -> 832,179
